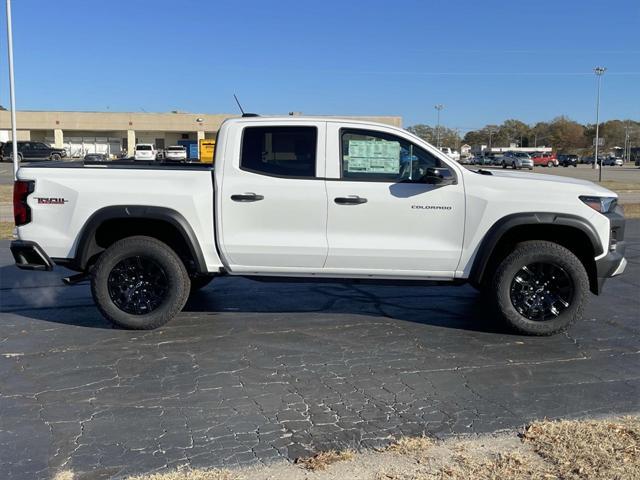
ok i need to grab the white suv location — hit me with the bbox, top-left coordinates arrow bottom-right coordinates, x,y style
134,144 -> 157,161
164,145 -> 187,161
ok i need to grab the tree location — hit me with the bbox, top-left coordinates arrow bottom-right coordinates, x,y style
407,124 -> 461,149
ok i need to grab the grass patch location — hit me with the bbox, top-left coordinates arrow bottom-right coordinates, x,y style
125,467 -> 237,480
523,416 -> 640,480
386,435 -> 433,455
600,181 -> 640,192
0,222 -> 14,239
623,203 -> 640,219
295,449 -> 355,471
432,451 -> 554,480
0,184 -> 11,203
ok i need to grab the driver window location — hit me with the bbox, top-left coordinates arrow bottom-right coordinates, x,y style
341,129 -> 444,182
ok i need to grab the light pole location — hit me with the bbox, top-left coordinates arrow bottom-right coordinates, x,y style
592,66 -> 606,181
434,104 -> 444,149
5,0 -> 19,180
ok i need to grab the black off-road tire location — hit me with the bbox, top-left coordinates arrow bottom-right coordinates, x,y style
189,275 -> 215,294
91,236 -> 191,329
492,240 -> 589,335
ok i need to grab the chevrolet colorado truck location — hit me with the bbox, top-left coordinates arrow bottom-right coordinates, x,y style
10,116 -> 627,335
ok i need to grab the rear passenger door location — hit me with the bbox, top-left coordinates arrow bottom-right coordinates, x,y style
219,121 -> 328,271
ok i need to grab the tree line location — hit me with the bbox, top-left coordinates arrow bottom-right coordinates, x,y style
407,117 -> 639,154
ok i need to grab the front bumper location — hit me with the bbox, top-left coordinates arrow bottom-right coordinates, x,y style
10,240 -> 54,271
595,208 -> 626,293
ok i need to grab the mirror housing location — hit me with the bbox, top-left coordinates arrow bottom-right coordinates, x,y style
422,167 -> 455,185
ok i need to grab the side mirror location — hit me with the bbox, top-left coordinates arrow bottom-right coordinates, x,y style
422,167 -> 454,185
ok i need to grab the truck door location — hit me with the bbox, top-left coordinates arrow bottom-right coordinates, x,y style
324,123 -> 465,278
218,121 -> 328,271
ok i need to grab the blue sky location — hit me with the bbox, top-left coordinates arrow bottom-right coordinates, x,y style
1,0 -> 638,132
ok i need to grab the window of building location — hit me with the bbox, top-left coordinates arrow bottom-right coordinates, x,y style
341,129 -> 444,182
155,138 -> 165,149
241,126 -> 317,178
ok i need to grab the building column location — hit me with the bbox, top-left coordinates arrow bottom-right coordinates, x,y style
127,129 -> 136,157
197,130 -> 205,158
53,129 -> 64,148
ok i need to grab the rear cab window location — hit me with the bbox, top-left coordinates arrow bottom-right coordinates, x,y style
240,126 -> 317,178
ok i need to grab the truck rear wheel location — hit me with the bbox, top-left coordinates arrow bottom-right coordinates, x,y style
91,236 -> 191,329
492,240 -> 589,335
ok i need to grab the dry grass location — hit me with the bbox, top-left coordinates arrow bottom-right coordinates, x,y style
432,451 -> 555,480
0,221 -> 14,239
622,203 -> 640,219
601,181 -> 640,192
386,436 -> 434,455
0,184 -> 11,203
52,471 -> 75,480
294,449 -> 355,471
125,466 -> 237,480
523,416 -> 640,480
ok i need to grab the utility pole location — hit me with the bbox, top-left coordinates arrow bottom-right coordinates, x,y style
592,66 -> 606,182
434,104 -> 444,149
5,0 -> 19,179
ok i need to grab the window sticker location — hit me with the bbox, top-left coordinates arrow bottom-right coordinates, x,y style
347,139 -> 400,173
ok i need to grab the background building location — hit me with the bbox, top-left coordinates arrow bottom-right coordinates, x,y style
0,111 -> 403,159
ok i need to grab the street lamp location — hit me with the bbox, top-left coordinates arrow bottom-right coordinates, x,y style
434,104 -> 444,149
593,66 -> 606,180
5,0 -> 19,180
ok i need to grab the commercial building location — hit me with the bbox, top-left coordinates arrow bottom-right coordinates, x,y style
0,110 -> 403,159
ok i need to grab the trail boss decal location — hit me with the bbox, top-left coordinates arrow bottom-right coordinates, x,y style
35,197 -> 68,205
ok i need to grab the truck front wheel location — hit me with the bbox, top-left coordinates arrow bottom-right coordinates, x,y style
492,240 -> 589,335
91,236 -> 191,329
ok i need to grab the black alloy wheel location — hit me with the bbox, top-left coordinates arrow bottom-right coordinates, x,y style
107,256 -> 169,315
509,262 -> 574,321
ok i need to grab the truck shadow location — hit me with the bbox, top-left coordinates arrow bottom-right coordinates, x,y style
182,277 -> 510,334
0,264 -> 508,334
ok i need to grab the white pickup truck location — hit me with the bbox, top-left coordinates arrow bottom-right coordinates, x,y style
10,116 -> 627,335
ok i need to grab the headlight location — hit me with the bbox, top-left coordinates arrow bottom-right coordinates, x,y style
579,196 -> 617,213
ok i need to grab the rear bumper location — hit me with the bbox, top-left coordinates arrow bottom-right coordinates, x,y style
10,240 -> 54,271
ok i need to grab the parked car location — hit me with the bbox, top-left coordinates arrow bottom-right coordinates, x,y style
557,154 -> 579,167
531,152 -> 558,167
1,141 -> 67,162
10,116 -> 627,336
501,151 -> 534,170
84,153 -> 108,162
602,156 -> 623,167
164,145 -> 188,161
134,144 -> 157,161
439,147 -> 461,162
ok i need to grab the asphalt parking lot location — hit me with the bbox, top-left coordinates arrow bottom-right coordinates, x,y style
1,222 -> 639,479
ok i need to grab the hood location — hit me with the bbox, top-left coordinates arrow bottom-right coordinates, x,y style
481,169 -> 617,197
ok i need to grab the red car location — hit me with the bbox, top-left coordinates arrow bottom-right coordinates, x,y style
531,152 -> 558,167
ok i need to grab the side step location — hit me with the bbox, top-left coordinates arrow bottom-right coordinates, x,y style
62,273 -> 89,285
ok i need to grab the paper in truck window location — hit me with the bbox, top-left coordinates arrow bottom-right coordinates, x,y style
347,139 -> 400,173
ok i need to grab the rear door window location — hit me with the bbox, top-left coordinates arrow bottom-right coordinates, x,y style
241,126 -> 317,178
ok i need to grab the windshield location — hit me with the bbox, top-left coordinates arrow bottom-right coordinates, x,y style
167,146 -> 185,151
136,145 -> 152,151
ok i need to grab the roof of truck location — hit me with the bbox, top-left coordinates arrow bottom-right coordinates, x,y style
222,115 -> 403,130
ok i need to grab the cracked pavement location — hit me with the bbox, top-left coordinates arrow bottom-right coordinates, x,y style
1,222 -> 639,479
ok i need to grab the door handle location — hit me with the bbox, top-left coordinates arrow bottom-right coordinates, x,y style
334,195 -> 367,205
231,193 -> 264,202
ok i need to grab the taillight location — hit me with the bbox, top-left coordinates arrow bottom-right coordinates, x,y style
13,180 -> 34,226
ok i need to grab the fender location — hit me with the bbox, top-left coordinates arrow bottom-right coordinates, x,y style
70,205 -> 208,273
469,212 -> 603,285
